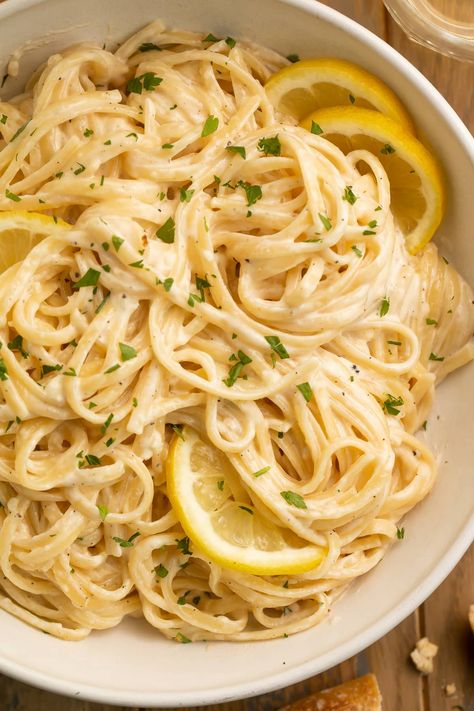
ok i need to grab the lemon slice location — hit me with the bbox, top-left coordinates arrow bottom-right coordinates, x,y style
0,210 -> 70,274
301,107 -> 444,253
166,427 -> 324,575
265,58 -> 414,131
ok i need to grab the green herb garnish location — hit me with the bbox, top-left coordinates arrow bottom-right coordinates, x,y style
119,342 -> 137,361
257,135 -> 281,156
8,335 -> 28,359
156,217 -> 175,244
253,466 -> 270,478
297,382 -> 313,402
139,43 -> 161,52
223,350 -> 252,387
379,297 -> 390,317
113,531 -> 141,547
226,145 -> 246,159
73,268 -> 101,289
383,394 -> 404,415
264,335 -> 289,360
154,563 -> 168,578
179,187 -> 195,202
343,186 -> 357,205
280,491 -> 307,509
40,363 -> 62,378
201,115 -> 219,137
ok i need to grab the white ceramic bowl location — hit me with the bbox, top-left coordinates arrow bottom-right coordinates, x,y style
0,0 -> 473,706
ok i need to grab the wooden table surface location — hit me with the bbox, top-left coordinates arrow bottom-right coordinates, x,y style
0,1 -> 473,710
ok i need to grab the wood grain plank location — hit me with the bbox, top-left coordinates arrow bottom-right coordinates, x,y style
358,612 -> 424,711
385,10 -> 474,132
423,546 -> 474,711
316,0 -> 386,37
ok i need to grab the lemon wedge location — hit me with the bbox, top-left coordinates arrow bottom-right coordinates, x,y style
166,427 -> 324,575
301,107 -> 445,253
0,211 -> 70,274
265,58 -> 414,131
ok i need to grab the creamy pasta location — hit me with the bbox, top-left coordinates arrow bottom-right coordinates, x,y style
0,20 -> 472,642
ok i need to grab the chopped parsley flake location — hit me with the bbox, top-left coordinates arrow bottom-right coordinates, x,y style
253,466 -> 270,478
383,394 -> 404,415
10,122 -> 29,142
5,189 -> 21,202
379,297 -> 390,317
426,318 -> 438,326
113,531 -> 141,548
429,351 -> 444,362
280,490 -> 307,509
40,363 -> 62,378
97,504 -> 108,520
176,536 -> 192,555
297,382 -> 313,402
223,350 -> 252,387
318,213 -> 331,231
73,268 -> 101,289
396,526 -> 405,540
156,217 -> 175,243
237,180 -> 262,207
175,632 -> 191,644
343,186 -> 357,204
203,33 -> 220,42
119,342 -> 137,361
287,54 -> 300,63
127,72 -> 163,94
217,480 -> 224,491
139,42 -> 162,52
0,358 -> 9,381
105,363 -> 120,373
73,162 -> 86,175
201,115 -> 219,137
351,245 -> 363,257
101,413 -> 114,434
225,36 -> 236,48
154,563 -> 168,578
8,335 -> 28,359
381,143 -> 395,155
170,424 -> 185,440
111,235 -> 124,252
264,335 -> 290,360
179,187 -> 195,202
310,121 -> 323,135
239,505 -> 253,515
226,144 -> 246,159
257,135 -> 281,156
84,128 -> 94,137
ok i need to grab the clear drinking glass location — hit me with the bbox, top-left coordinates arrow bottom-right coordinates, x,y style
383,0 -> 474,61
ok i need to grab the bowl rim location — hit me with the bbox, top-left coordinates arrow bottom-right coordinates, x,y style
0,0 -> 473,705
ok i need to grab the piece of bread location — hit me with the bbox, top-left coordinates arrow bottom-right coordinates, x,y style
279,674 -> 382,711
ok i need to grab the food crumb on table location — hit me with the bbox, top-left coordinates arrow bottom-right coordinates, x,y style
410,637 -> 438,674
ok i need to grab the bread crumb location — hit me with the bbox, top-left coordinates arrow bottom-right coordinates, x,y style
410,637 -> 438,674
444,683 -> 456,697
469,604 -> 474,633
